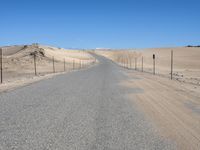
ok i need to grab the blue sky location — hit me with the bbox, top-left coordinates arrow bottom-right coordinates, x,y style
0,0 -> 200,49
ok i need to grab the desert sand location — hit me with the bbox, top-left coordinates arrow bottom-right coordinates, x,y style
96,47 -> 200,150
96,47 -> 200,85
139,47 -> 200,84
122,71 -> 200,150
0,44 -> 95,92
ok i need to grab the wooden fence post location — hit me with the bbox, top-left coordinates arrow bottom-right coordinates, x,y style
53,56 -> 55,73
34,53 -> 37,76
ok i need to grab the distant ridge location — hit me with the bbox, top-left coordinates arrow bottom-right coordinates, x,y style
186,45 -> 200,47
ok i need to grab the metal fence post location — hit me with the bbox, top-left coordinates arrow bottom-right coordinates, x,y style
0,48 -> 3,83
171,50 -> 173,80
153,54 -> 155,75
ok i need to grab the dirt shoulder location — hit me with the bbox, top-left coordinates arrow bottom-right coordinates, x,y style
121,70 -> 200,150
0,72 -> 66,93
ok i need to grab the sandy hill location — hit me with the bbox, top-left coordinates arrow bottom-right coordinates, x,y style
1,44 -> 93,62
0,44 -> 94,83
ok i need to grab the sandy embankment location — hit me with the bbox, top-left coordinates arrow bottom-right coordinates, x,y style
0,44 -> 95,92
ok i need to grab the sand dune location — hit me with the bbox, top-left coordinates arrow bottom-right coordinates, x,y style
0,44 -> 95,91
2,44 -> 93,61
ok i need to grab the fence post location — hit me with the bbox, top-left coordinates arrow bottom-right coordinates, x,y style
171,50 -> 173,80
122,57 -> 123,67
153,54 -> 155,75
123,58 -> 126,68
124,57 -> 126,68
73,60 -> 75,70
135,57 -> 137,70
53,56 -> 55,73
126,57 -> 128,68
0,48 -> 3,83
34,53 -> 37,76
127,58 -> 129,68
142,56 -> 143,72
64,58 -> 65,72
126,58 -> 127,69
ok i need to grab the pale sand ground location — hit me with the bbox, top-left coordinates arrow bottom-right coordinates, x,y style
139,47 -> 200,84
96,47 -> 200,85
121,71 -> 200,150
97,48 -> 200,150
0,44 -> 95,92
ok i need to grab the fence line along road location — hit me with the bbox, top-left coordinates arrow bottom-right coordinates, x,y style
116,50 -> 176,81
0,48 -> 96,84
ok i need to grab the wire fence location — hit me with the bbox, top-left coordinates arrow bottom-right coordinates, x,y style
0,48 -> 96,84
113,50 -> 200,86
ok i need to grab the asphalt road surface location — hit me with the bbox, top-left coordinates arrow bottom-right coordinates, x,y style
0,55 -> 176,150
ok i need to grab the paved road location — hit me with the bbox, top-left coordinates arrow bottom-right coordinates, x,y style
0,55 -> 175,150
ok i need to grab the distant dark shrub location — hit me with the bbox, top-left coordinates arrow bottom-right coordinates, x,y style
30,51 -> 37,56
186,45 -> 192,47
24,45 -> 28,49
186,45 -> 200,48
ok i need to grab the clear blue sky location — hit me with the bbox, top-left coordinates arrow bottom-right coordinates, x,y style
0,0 -> 200,49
